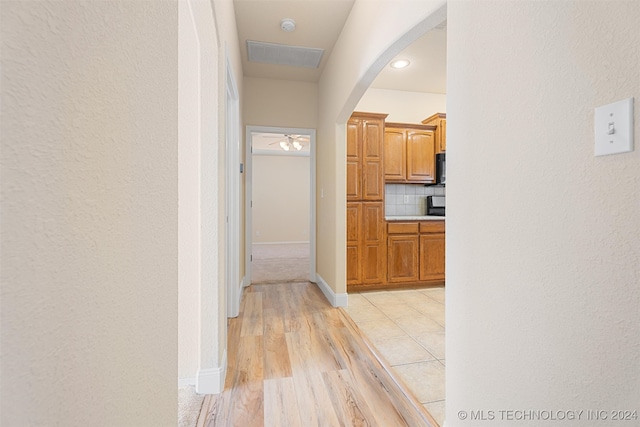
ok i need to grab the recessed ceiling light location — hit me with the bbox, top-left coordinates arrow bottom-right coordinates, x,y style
390,59 -> 410,69
280,18 -> 296,32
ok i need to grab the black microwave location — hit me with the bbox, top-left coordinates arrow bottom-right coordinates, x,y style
435,152 -> 446,185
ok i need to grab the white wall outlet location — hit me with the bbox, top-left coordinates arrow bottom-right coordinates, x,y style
594,97 -> 634,156
404,195 -> 411,204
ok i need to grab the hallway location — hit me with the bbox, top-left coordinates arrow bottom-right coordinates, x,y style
198,282 -> 438,426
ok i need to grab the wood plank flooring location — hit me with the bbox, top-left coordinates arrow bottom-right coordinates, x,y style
198,282 -> 438,427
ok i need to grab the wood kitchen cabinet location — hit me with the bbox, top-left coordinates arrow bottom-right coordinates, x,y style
419,222 -> 445,281
347,112 -> 388,291
382,127 -> 406,182
347,112 -> 387,201
422,113 -> 446,153
387,223 -> 420,283
387,220 -> 445,286
384,123 -> 437,183
346,202 -> 362,285
347,202 -> 386,289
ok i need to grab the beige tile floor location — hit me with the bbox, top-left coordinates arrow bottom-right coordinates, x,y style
345,287 -> 446,426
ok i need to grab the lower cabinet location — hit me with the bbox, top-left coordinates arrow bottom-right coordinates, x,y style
346,203 -> 362,285
419,234 -> 445,281
387,223 -> 420,282
350,217 -> 445,290
347,202 -> 386,290
387,220 -> 445,286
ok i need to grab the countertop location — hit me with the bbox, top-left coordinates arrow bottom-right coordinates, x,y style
386,215 -> 445,221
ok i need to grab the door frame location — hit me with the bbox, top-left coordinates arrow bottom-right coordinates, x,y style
245,125 -> 317,284
226,54 -> 241,318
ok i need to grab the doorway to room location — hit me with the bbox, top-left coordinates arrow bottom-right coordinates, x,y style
341,9 -> 447,426
245,126 -> 316,285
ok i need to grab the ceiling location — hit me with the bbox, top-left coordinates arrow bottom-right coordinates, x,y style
233,0 -> 447,93
233,0 -> 355,83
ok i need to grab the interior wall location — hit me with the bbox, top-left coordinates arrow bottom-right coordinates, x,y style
446,1 -> 640,425
178,0 -> 201,385
355,87 -> 446,123
212,0 -> 244,368
316,0 -> 447,294
195,0 -> 221,387
243,77 -> 318,129
252,155 -> 311,244
178,0 -> 221,391
177,0 -> 244,392
1,1 -> 178,425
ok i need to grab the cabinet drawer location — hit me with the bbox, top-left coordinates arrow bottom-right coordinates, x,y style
419,221 -> 445,234
388,222 -> 419,234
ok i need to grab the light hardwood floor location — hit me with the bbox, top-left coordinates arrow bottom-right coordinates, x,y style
198,281 -> 438,427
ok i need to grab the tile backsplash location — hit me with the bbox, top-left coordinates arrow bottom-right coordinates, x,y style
385,183 -> 445,216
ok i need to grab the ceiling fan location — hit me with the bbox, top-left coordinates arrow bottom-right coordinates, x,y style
265,134 -> 310,151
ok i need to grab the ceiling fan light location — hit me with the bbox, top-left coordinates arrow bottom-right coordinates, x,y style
279,140 -> 288,150
293,141 -> 302,150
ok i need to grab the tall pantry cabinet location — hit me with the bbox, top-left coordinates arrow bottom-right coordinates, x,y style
346,112 -> 387,290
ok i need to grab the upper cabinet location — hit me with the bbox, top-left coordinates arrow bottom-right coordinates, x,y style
347,112 -> 388,201
384,123 -> 437,183
422,112 -> 446,153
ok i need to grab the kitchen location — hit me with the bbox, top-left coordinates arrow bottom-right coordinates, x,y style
343,26 -> 448,425
346,111 -> 446,291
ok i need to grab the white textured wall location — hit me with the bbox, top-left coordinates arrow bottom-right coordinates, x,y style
212,0 -> 244,372
177,0 -> 244,391
191,0 -> 221,386
1,1 -> 178,425
244,77 -> 318,129
446,1 -> 640,426
252,155 -> 311,243
356,88 -> 446,123
178,0 -> 201,384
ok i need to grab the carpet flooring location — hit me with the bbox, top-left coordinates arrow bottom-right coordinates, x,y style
178,386 -> 204,427
251,243 -> 310,284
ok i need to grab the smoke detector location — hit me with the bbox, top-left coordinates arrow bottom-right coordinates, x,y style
280,18 -> 296,32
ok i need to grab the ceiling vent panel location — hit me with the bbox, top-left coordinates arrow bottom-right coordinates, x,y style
247,40 -> 324,69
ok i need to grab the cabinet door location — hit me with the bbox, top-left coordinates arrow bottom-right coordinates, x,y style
406,130 -> 435,183
439,119 -> 447,152
361,203 -> 386,284
419,233 -> 445,281
346,120 -> 361,200
361,119 -> 384,200
387,235 -> 419,283
384,129 -> 406,182
346,203 -> 362,285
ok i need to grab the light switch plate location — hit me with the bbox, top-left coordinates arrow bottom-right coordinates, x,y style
594,98 -> 634,156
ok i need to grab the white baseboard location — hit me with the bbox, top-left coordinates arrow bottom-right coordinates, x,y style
315,274 -> 348,307
241,275 -> 249,288
252,241 -> 310,246
178,377 -> 196,387
196,350 -> 227,394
